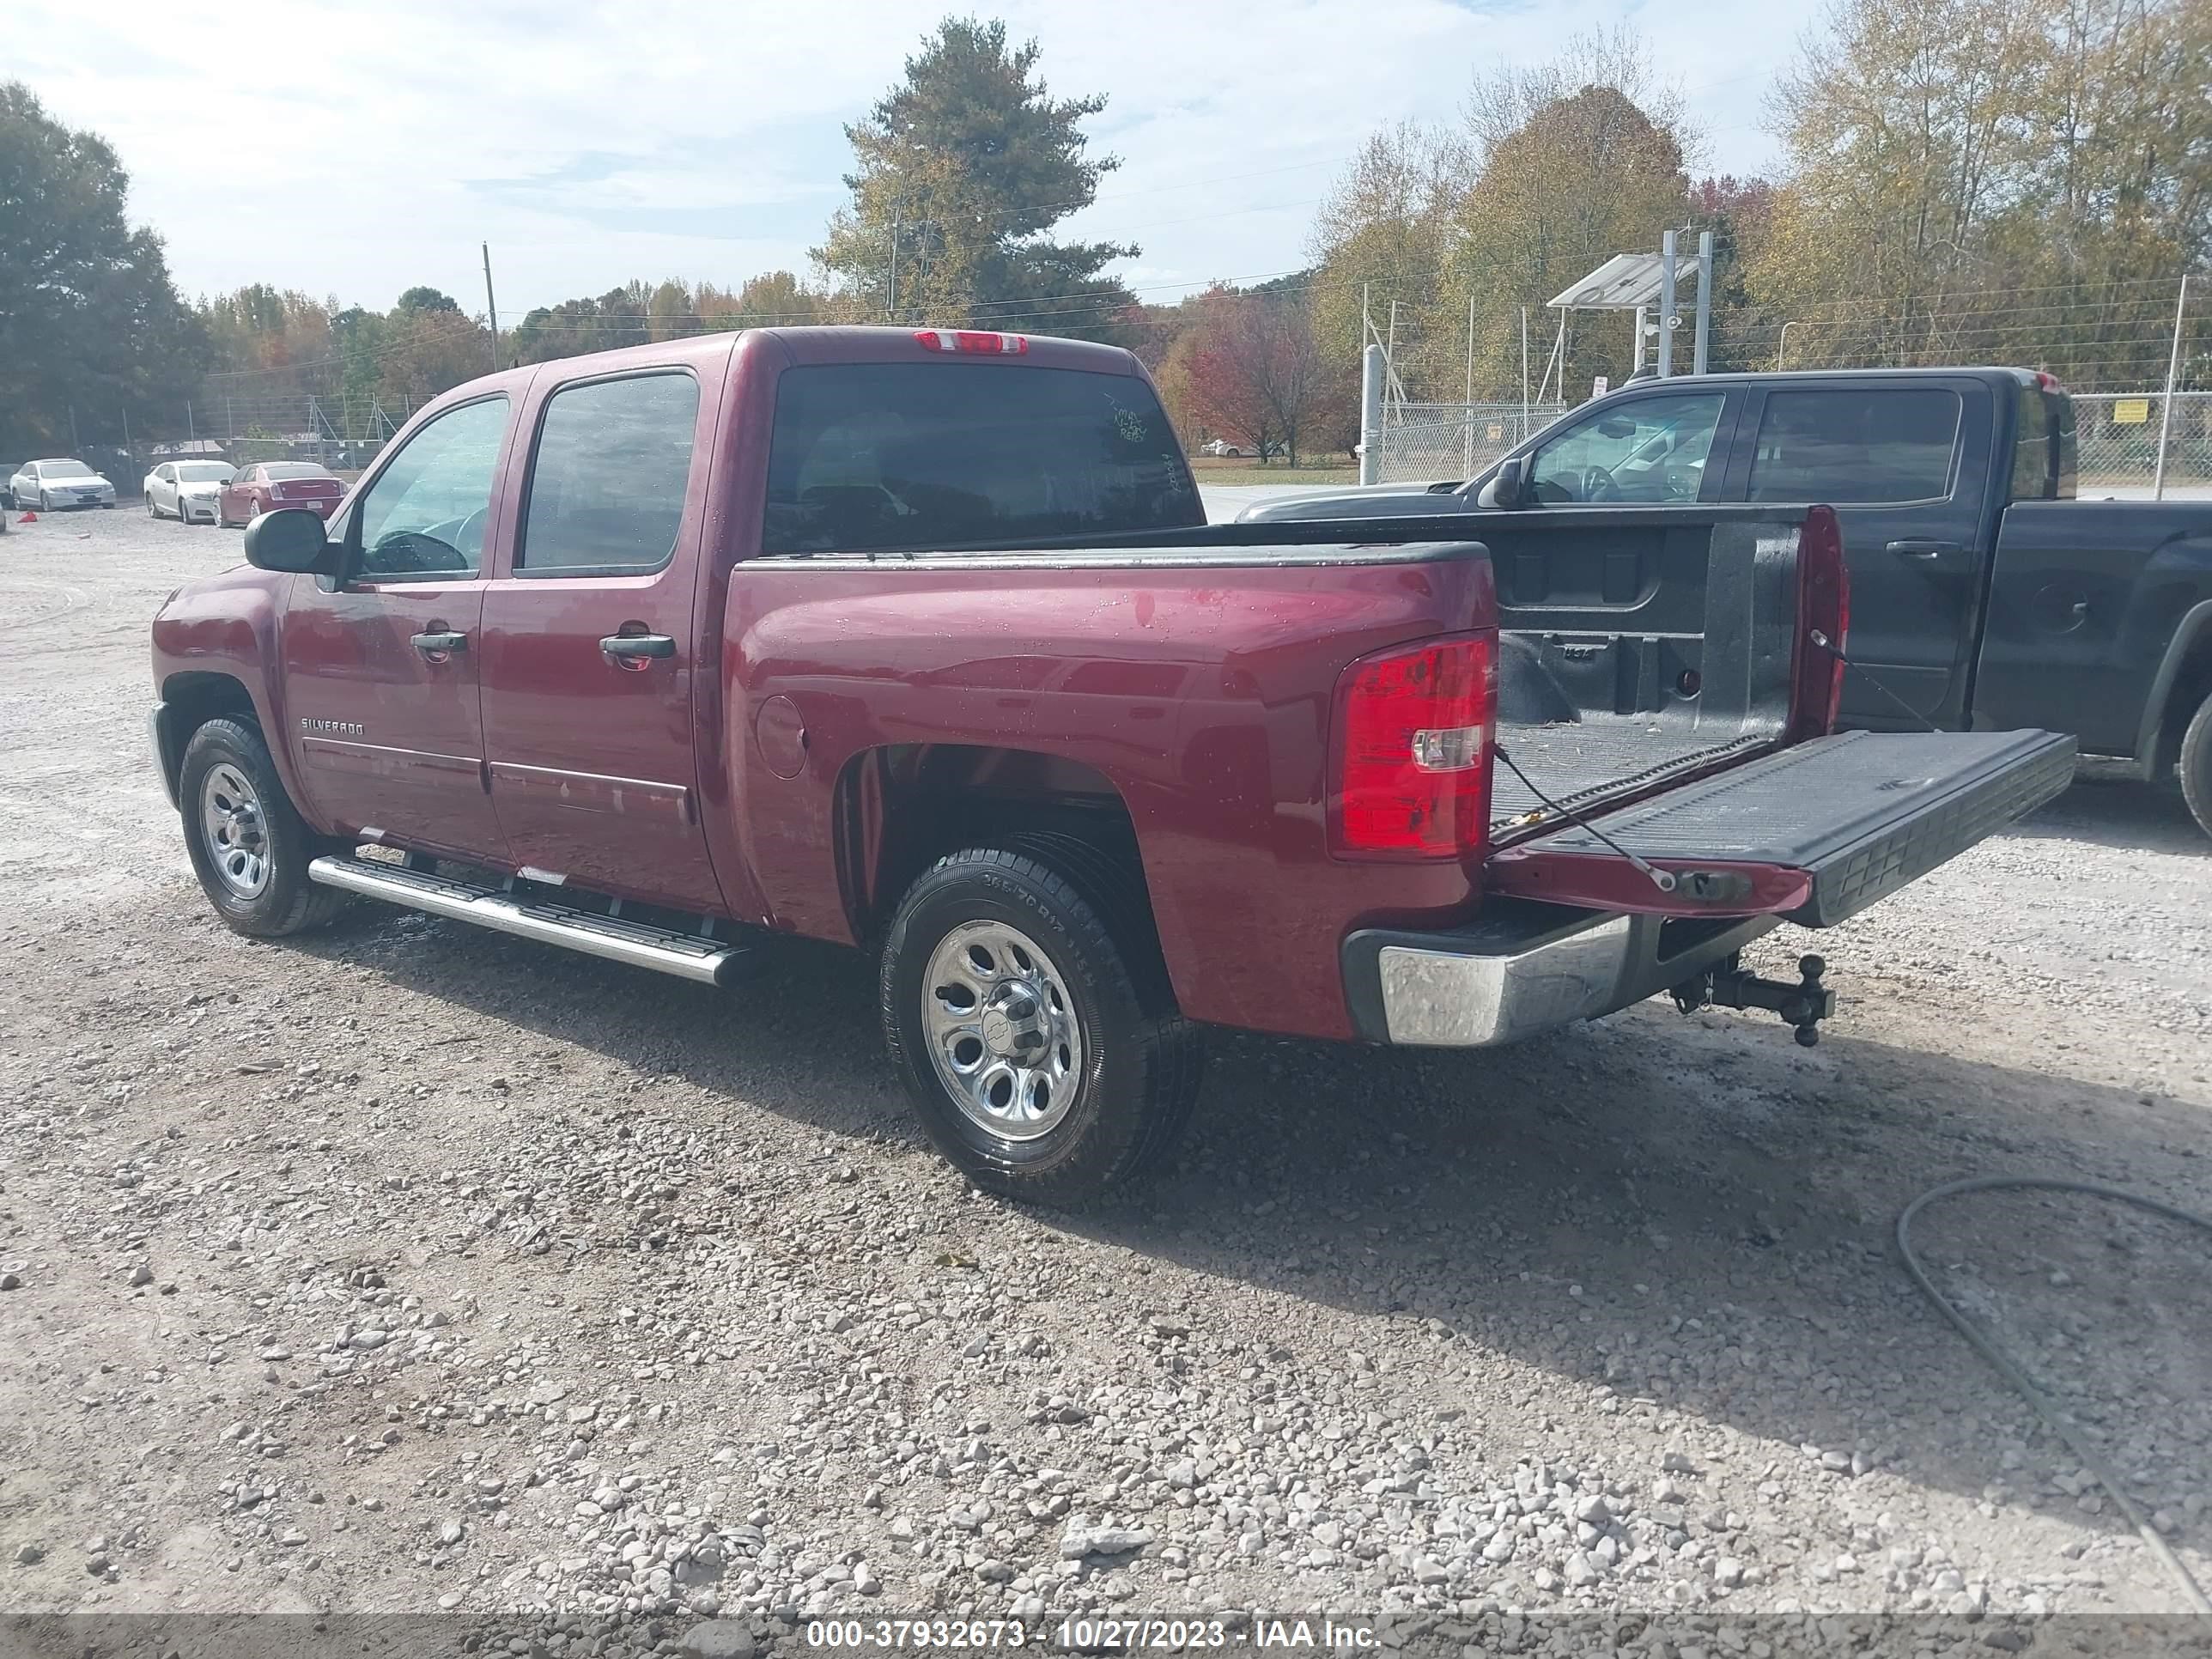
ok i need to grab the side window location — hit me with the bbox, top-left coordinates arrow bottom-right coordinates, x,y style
352,397 -> 509,581
1528,393 -> 1725,504
517,373 -> 698,574
155,465 -> 173,483
1747,389 -> 1962,503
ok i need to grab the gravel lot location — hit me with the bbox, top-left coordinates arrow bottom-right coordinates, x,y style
2,507 -> 2209,1650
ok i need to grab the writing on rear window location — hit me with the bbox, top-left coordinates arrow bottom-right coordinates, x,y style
763,362 -> 1201,554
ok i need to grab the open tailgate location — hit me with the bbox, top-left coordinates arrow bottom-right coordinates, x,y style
1486,729 -> 2076,926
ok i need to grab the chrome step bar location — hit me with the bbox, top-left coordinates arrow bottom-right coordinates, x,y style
307,856 -> 747,987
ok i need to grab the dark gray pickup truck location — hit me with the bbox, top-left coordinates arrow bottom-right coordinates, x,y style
1245,368 -> 2212,837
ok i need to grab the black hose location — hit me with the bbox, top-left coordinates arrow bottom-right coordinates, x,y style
1897,1176 -> 2212,1613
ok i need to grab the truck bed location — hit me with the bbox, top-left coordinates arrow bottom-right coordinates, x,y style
1484,511 -> 1801,834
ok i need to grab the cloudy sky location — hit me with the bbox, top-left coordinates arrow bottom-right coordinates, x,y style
17,0 -> 1817,318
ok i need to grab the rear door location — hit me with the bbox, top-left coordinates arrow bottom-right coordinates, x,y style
278,394 -> 517,858
477,362 -> 727,912
1724,379 -> 1994,729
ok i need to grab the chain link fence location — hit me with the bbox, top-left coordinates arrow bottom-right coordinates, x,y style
2072,392 -> 2212,493
1373,401 -> 1568,485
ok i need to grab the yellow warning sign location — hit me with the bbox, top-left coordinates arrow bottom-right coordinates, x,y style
2112,398 -> 2151,424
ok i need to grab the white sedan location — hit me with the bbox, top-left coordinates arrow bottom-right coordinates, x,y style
145,460 -> 237,524
11,459 -> 117,510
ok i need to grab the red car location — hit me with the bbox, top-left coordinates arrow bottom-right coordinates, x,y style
216,463 -> 344,527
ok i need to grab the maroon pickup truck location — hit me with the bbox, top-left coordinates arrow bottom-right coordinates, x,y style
149,326 -> 2075,1203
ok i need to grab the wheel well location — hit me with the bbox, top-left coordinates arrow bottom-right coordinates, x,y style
2150,631 -> 2212,778
156,672 -> 259,792
834,744 -> 1146,944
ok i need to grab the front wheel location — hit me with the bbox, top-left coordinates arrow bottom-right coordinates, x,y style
178,717 -> 350,937
880,843 -> 1202,1206
2180,694 -> 2212,842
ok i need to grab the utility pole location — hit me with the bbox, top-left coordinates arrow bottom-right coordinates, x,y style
886,204 -> 902,324
2154,272 -> 2190,501
1656,230 -> 1678,378
187,401 -> 196,445
70,404 -> 81,453
482,243 -> 501,373
1359,344 -> 1385,487
1463,293 -> 1476,477
1692,230 -> 1713,375
1521,306 -> 1530,437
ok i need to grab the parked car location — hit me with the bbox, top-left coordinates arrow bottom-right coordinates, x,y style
145,461 -> 237,524
1239,368 -> 2212,839
0,463 -> 21,510
11,458 -> 117,510
216,462 -> 344,527
1201,439 -> 1247,457
148,326 -> 2070,1204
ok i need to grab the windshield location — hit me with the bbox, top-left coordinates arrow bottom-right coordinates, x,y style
42,461 -> 95,479
763,362 -> 1202,554
177,463 -> 233,483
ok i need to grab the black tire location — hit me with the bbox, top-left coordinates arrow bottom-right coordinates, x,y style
880,841 -> 1204,1206
178,716 -> 350,937
2181,694 -> 2212,842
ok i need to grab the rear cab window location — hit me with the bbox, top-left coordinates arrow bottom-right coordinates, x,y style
762,362 -> 1201,554
518,371 -> 699,575
1746,388 -> 1962,503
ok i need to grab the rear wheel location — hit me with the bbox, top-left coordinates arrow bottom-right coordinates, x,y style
179,717 -> 350,937
2181,695 -> 2212,842
880,842 -> 1202,1206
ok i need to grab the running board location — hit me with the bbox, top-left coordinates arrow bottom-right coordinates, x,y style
307,856 -> 748,987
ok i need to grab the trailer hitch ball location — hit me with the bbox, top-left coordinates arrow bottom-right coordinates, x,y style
1672,952 -> 1837,1046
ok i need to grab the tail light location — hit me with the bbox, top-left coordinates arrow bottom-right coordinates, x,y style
914,329 -> 1029,356
1330,634 -> 1497,858
1789,504 -> 1850,740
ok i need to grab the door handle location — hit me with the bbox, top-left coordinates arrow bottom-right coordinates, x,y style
411,630 -> 468,655
1887,538 -> 1964,561
600,633 -> 676,661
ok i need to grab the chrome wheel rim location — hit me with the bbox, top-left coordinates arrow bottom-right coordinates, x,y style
922,921 -> 1083,1140
198,763 -> 270,898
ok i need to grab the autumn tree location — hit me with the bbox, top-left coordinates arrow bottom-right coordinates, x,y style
1182,282 -> 1341,465
1750,0 -> 2209,383
815,16 -> 1135,339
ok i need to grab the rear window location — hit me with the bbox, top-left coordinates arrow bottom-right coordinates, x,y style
263,463 -> 331,480
1747,388 -> 1962,503
519,371 -> 698,574
763,362 -> 1201,554
2009,386 -> 2052,501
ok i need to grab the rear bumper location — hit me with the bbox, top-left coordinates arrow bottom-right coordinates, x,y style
1344,902 -> 1779,1046
271,499 -> 341,518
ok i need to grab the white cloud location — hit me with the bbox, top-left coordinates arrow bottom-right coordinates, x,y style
14,0 -> 1814,313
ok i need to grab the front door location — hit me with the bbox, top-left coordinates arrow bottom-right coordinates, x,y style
279,393 -> 517,859
478,366 -> 727,912
1730,380 -> 1994,729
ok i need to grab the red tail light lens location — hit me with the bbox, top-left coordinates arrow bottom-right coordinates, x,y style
1332,634 -> 1497,858
1790,504 -> 1850,740
914,329 -> 1029,356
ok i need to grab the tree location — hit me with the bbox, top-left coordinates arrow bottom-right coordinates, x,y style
1749,0 -> 2209,384
1308,121 -> 1467,388
1182,283 -> 1341,465
815,16 -> 1136,339
0,82 -> 205,453
1445,79 -> 1692,399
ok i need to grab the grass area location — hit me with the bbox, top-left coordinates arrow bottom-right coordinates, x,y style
1188,455 -> 1357,487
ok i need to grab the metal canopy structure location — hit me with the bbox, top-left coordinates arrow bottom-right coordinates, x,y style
1547,251 -> 1700,313
1534,235 -> 1714,400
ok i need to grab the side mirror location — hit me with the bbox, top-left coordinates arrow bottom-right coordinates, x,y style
243,507 -> 334,574
1492,456 -> 1526,510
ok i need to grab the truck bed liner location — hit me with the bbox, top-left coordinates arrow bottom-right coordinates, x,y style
1498,729 -> 2076,926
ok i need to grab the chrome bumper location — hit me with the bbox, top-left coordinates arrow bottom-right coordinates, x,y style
1344,902 -> 1781,1048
